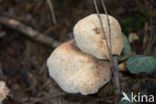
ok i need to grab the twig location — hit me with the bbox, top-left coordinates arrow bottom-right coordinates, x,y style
93,1 -> 121,103
144,7 -> 155,55
101,0 -> 112,54
112,56 -> 121,104
0,17 -> 60,48
93,0 -> 112,60
46,0 -> 57,24
101,0 -> 121,103
143,22 -> 149,50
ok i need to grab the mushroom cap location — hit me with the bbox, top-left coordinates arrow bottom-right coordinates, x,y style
47,40 -> 111,95
0,81 -> 9,103
73,14 -> 124,59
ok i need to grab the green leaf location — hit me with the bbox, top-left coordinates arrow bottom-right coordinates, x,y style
126,55 -> 156,74
119,34 -> 132,61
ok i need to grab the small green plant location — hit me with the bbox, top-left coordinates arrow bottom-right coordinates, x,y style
127,55 -> 156,74
120,35 -> 156,74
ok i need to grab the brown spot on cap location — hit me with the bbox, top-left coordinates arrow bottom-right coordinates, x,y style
93,28 -> 101,34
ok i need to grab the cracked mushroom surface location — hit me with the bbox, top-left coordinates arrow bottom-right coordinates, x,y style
47,40 -> 111,95
73,14 -> 124,59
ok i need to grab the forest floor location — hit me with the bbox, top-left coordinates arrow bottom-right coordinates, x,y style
0,0 -> 155,104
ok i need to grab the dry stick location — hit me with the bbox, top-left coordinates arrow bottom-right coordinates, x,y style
143,22 -> 149,50
93,0 -> 121,103
112,56 -> 121,104
101,0 -> 121,103
100,0 -> 113,72
101,0 -> 112,53
0,17 -> 60,48
100,0 -> 114,87
46,0 -> 57,24
93,0 -> 114,85
93,0 -> 112,60
146,32 -> 156,55
144,7 -> 155,55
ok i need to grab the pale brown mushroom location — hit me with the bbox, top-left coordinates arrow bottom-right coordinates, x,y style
73,14 -> 124,59
47,40 -> 111,95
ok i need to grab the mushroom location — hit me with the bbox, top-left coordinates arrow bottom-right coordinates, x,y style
47,40 -> 111,95
0,81 -> 9,103
73,14 -> 124,59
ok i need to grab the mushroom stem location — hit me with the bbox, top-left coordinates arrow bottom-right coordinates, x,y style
112,56 -> 121,104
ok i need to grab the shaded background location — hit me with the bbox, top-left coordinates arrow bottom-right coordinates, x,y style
0,0 -> 155,104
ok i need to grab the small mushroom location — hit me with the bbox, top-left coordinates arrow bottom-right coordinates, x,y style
47,40 -> 111,95
0,81 -> 9,103
73,14 -> 124,59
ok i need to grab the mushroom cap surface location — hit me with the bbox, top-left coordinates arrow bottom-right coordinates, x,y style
73,14 -> 124,59
0,81 -> 9,103
47,40 -> 111,95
